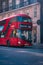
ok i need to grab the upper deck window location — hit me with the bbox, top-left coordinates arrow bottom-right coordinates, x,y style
10,16 -> 32,23
10,17 -> 17,23
0,20 -> 6,25
17,16 -> 32,22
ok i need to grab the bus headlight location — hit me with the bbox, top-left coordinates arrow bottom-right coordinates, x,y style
18,41 -> 21,44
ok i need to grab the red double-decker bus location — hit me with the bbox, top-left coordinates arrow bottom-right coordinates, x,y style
0,14 -> 32,47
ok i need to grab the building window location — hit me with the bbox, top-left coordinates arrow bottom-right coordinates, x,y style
30,0 -> 37,4
34,6 -> 37,17
24,0 -> 28,6
2,1 -> 6,12
12,0 -> 16,9
20,0 -> 24,7
16,0 -> 20,8
9,0 -> 12,10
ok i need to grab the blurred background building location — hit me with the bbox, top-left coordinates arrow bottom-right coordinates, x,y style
0,0 -> 43,45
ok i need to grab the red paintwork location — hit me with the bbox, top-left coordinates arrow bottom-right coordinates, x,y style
0,38 -> 6,45
2,19 -> 10,32
0,14 -> 32,47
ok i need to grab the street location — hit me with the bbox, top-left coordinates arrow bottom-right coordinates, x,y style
0,46 -> 43,65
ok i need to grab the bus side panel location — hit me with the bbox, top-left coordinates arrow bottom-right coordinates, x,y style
9,38 -> 18,46
0,38 -> 6,46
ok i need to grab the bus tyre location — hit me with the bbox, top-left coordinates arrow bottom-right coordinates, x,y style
7,40 -> 10,47
21,45 -> 24,48
19,45 -> 24,48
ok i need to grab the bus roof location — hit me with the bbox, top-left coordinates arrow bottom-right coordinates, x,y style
0,14 -> 31,21
16,14 -> 31,18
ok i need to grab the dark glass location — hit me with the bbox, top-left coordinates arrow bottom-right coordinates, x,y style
0,20 -> 6,25
30,0 -> 37,4
10,16 -> 32,23
17,16 -> 32,22
10,29 -> 32,42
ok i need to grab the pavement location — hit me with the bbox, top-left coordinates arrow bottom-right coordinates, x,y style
32,43 -> 43,49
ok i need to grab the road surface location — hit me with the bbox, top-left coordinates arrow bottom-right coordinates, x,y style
0,46 -> 43,65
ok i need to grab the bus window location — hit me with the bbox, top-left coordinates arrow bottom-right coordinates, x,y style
10,17 -> 17,24
28,31 -> 32,41
9,16 -> 32,23
17,16 -> 28,22
10,29 -> 17,37
10,29 -> 32,42
22,17 -> 28,22
16,30 -> 21,38
0,20 -> 6,25
17,16 -> 22,22
12,29 -> 17,37
16,29 -> 32,41
17,16 -> 32,22
28,18 -> 32,22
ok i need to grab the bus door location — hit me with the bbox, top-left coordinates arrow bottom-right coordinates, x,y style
20,30 -> 32,42
9,29 -> 18,46
16,29 -> 32,46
